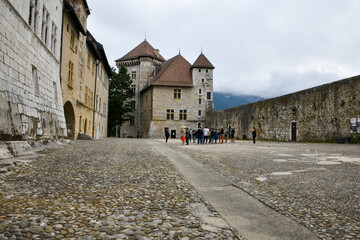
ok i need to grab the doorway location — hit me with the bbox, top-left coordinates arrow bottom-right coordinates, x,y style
63,101 -> 75,140
291,122 -> 297,141
171,130 -> 176,138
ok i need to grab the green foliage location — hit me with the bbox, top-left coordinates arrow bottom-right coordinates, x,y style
108,66 -> 134,136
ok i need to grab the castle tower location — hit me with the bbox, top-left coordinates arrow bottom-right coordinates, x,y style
115,40 -> 165,137
191,53 -> 215,127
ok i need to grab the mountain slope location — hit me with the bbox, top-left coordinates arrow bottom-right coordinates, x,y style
213,92 -> 265,110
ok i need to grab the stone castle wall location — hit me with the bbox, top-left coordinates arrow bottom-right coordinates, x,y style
0,0 -> 67,141
206,75 -> 360,142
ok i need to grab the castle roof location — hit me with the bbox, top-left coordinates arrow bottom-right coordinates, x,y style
150,54 -> 193,87
116,40 -> 166,62
192,53 -> 215,69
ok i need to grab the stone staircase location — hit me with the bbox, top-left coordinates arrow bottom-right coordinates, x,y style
77,133 -> 94,140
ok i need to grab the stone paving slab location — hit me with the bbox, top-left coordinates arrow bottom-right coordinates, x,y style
0,138 -> 242,239
165,139 -> 360,239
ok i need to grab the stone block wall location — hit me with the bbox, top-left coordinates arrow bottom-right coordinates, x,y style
0,0 -> 67,140
206,75 -> 360,142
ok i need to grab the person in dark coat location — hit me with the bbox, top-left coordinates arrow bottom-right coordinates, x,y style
165,129 -> 170,143
251,127 -> 257,144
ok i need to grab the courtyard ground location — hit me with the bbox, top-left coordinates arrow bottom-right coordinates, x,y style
0,138 -> 359,239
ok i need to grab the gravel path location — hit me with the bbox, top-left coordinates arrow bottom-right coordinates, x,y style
167,139 -> 360,240
0,139 -> 241,239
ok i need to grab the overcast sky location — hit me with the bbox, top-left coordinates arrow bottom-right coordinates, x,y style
86,0 -> 360,98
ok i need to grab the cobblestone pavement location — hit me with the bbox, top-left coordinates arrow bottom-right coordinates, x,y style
0,139 -> 242,239
166,139 -> 360,240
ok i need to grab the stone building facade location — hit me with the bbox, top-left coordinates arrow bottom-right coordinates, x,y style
116,40 -> 214,138
0,0 -> 67,140
206,75 -> 360,142
60,0 -> 111,140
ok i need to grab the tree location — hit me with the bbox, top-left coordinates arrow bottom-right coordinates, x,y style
107,66 -> 134,137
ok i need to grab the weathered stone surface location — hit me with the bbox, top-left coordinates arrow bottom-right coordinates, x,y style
207,75 -> 360,142
0,0 -> 67,141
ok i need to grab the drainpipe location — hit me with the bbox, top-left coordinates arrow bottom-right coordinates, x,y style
92,60 -> 99,138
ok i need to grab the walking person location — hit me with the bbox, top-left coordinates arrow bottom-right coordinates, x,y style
165,129 -> 170,143
251,127 -> 257,144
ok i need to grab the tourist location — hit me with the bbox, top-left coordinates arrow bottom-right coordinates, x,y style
180,126 -> 186,145
251,127 -> 257,144
230,127 -> 235,143
192,129 -> 196,143
203,126 -> 210,144
214,129 -> 218,144
165,129 -> 170,143
185,128 -> 191,145
224,129 -> 228,143
219,126 -> 224,143
197,127 -> 203,144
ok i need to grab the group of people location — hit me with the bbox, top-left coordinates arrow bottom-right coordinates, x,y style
166,126 -> 258,145
178,126 -> 236,145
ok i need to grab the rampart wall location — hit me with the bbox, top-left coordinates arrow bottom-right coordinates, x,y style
206,75 -> 360,142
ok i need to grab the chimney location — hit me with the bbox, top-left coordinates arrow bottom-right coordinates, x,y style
153,49 -> 160,58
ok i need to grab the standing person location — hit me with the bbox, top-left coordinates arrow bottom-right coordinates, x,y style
224,129 -> 228,143
181,126 -> 186,145
203,126 -> 210,144
192,129 -> 196,143
230,128 -> 235,143
197,127 -> 203,144
251,127 -> 257,144
185,128 -> 191,145
214,129 -> 218,144
219,126 -> 224,143
165,129 -> 170,143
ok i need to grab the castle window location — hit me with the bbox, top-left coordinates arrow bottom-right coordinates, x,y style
131,101 -> 136,110
198,110 -> 202,116
32,65 -> 39,95
167,109 -> 174,120
70,30 -> 75,52
130,84 -> 136,93
202,78 -> 204,83
198,88 -> 202,95
41,7 -> 50,45
199,98 -> 202,104
28,0 -> 39,33
199,69 -> 201,72
179,110 -> 187,120
50,21 -> 57,54
87,54 -> 90,69
207,92 -> 211,100
130,117 -> 135,126
206,69 -> 209,73
198,122 -> 202,128
132,71 -> 136,79
68,61 -> 74,87
174,89 -> 181,99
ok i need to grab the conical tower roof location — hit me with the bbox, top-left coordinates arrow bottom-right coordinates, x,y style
192,53 -> 214,69
116,40 -> 166,62
151,54 -> 193,87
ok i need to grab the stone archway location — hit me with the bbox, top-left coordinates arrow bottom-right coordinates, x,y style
64,101 -> 75,140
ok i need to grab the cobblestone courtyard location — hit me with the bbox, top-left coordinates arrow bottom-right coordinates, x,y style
165,139 -> 360,239
0,138 -> 359,239
0,139 -> 240,239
